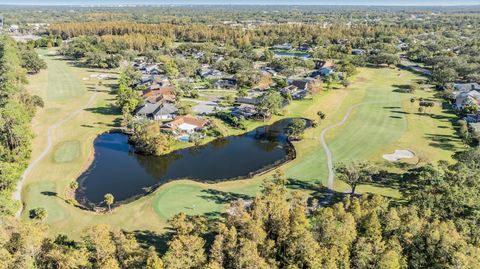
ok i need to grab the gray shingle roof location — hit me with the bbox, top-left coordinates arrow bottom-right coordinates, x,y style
135,102 -> 178,118
454,83 -> 480,92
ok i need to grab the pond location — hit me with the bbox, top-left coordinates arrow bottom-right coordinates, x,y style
273,51 -> 311,60
75,119 -> 303,208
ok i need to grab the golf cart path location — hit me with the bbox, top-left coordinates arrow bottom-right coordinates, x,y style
320,100 -> 401,190
13,90 -> 99,218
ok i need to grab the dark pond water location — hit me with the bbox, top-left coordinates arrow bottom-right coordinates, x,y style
76,119 -> 302,207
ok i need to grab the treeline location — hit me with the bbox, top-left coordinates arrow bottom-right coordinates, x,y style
47,21 -> 418,48
0,36 -> 45,215
4,5 -> 480,26
2,148 -> 480,268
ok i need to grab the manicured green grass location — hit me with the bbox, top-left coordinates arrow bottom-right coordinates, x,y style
37,50 -> 86,101
23,53 -> 462,238
22,49 -> 124,235
53,140 -> 81,163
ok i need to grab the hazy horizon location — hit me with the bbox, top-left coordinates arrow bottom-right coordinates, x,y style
1,0 -> 480,7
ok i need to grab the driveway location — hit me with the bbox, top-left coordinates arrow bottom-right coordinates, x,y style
400,58 -> 432,76
183,98 -> 223,115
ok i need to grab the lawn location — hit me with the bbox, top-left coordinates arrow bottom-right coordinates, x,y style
22,51 -> 462,238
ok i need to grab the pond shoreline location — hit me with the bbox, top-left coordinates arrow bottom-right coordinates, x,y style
75,118 -> 310,211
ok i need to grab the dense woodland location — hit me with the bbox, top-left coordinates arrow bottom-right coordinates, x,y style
2,148 -> 480,268
0,36 -> 45,216
1,5 -> 480,268
43,14 -> 480,87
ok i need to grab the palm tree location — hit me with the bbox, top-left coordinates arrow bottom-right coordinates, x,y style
70,181 -> 78,191
29,207 -> 48,222
104,193 -> 114,212
317,111 -> 326,125
69,181 -> 79,199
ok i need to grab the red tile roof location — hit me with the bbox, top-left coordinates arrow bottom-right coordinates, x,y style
165,115 -> 209,131
142,86 -> 175,98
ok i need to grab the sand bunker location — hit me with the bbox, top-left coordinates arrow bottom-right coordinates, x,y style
383,150 -> 415,162
98,74 -> 110,79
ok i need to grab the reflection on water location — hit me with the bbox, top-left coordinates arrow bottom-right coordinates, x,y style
273,51 -> 311,59
76,119 -> 300,207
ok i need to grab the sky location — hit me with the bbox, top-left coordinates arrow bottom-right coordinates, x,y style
1,0 -> 479,6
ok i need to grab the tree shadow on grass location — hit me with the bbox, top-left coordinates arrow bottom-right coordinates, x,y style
383,106 -> 401,109
287,179 -> 345,206
85,105 -> 121,116
94,118 -> 122,128
132,229 -> 173,255
41,191 -> 58,197
424,133 -> 459,151
199,189 -> 252,205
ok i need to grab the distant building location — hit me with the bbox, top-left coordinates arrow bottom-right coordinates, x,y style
231,104 -> 257,119
452,90 -> 480,110
352,49 -> 366,55
199,68 -> 223,80
273,43 -> 293,50
9,24 -> 19,33
236,97 -> 259,106
454,83 -> 480,93
213,79 -> 237,89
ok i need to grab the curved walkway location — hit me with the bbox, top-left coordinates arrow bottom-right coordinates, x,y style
320,100 -> 401,190
13,91 -> 99,218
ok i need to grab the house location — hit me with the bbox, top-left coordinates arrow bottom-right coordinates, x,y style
297,43 -> 311,52
9,24 -> 19,33
314,60 -> 326,69
283,79 -> 316,99
281,85 -> 308,100
314,60 -> 334,70
231,104 -> 257,118
396,43 -> 409,51
135,102 -> 178,121
214,79 -> 237,89
138,75 -> 170,88
144,64 -> 161,75
133,57 -> 146,68
153,75 -> 170,86
142,86 -> 176,104
193,52 -> 205,59
236,97 -> 259,106
214,56 -> 225,63
453,90 -> 480,110
199,68 -> 223,80
469,122 -> 480,134
261,67 -> 278,76
163,115 -> 209,135
464,112 -> 480,123
139,75 -> 153,86
318,67 -> 334,76
143,86 -> 175,97
352,49 -> 366,55
273,43 -> 293,50
454,83 -> 480,93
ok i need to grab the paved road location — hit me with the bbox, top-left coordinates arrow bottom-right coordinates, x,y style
13,91 -> 99,218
